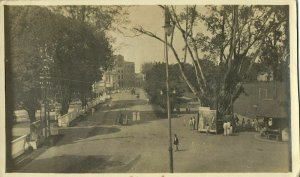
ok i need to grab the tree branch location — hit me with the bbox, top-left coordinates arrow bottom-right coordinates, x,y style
133,27 -> 165,43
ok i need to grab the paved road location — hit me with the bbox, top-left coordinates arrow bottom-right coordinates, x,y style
16,89 -> 289,173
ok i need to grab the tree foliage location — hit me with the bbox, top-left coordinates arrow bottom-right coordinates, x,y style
50,5 -> 128,111
143,62 -> 187,111
5,6 -> 118,121
51,6 -> 129,33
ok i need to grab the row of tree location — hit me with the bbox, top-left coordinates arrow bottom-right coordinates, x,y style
136,5 -> 289,116
5,6 -> 128,123
142,62 -> 187,111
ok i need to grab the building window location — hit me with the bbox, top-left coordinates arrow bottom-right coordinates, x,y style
259,88 -> 272,100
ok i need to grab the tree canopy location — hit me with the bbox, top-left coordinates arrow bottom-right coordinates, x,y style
5,6 -> 124,121
135,5 -> 289,116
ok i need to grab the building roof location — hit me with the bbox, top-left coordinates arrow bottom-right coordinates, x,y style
256,99 -> 288,118
234,81 -> 289,119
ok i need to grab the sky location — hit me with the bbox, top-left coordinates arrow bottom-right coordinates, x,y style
110,5 -> 197,73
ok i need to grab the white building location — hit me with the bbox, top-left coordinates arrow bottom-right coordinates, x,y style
93,70 -> 118,94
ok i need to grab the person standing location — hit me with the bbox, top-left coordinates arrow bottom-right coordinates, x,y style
268,118 -> 273,127
223,121 -> 227,136
255,118 -> 259,132
242,118 -> 245,130
174,134 -> 179,151
206,123 -> 210,135
251,119 -> 255,131
91,107 -> 95,118
247,119 -> 251,130
192,117 -> 196,130
227,121 -> 231,135
189,118 -> 193,130
231,116 -> 236,133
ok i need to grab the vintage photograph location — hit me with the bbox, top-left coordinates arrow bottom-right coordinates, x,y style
2,3 -> 297,175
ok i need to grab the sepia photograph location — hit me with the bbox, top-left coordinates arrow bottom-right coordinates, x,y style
1,1 -> 299,176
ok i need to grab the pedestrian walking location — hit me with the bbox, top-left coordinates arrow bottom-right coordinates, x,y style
174,134 -> 179,151
189,118 -> 194,130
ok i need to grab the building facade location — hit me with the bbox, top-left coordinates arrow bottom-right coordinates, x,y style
93,55 -> 135,93
93,70 -> 118,94
115,55 -> 135,88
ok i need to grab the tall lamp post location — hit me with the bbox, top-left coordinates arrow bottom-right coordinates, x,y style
163,6 -> 174,173
39,48 -> 51,139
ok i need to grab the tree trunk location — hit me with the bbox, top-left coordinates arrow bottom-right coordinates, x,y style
23,90 -> 39,123
60,84 -> 72,115
80,94 -> 87,108
60,97 -> 70,115
217,90 -> 233,117
26,108 -> 37,123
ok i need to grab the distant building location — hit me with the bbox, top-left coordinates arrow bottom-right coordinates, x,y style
115,55 -> 135,88
93,62 -> 119,94
135,73 -> 145,87
93,70 -> 118,95
93,55 -> 136,93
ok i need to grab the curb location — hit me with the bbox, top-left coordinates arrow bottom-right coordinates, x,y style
254,133 -> 288,144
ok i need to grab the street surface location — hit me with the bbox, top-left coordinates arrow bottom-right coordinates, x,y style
16,89 -> 289,173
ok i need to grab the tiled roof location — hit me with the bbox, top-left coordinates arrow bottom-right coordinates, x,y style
256,99 -> 288,118
234,81 -> 289,119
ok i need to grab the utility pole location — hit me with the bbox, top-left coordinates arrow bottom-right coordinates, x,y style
163,6 -> 174,173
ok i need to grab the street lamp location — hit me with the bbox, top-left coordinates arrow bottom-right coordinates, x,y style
39,47 -> 52,139
163,7 -> 173,36
40,61 -> 51,138
163,6 -> 174,173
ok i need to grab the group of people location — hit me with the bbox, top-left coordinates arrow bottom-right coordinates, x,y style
223,120 -> 233,136
188,117 -> 197,130
240,117 -> 260,132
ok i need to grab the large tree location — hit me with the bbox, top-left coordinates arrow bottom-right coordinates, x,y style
50,6 -> 128,111
135,5 -> 289,116
5,6 -> 116,121
6,6 -> 68,122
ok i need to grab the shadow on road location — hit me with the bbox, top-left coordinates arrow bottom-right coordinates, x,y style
176,149 -> 188,152
17,154 -> 142,173
55,126 -> 121,147
17,155 -> 122,173
86,127 -> 120,138
80,135 -> 134,143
